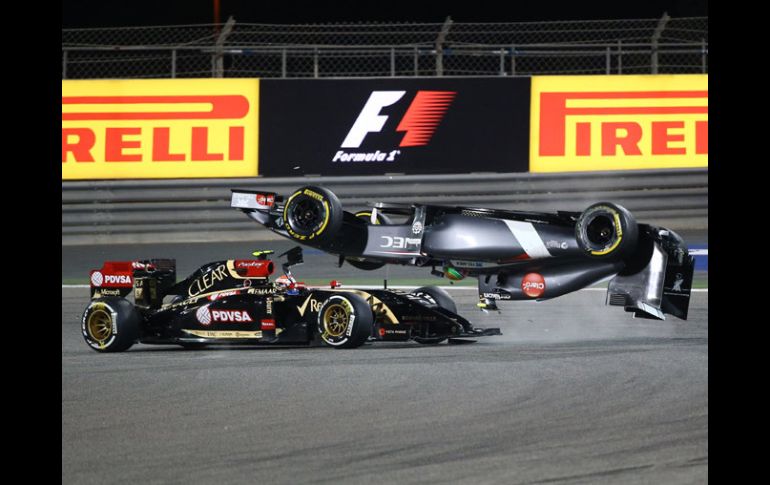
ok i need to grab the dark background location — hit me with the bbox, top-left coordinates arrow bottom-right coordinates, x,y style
62,0 -> 707,27
259,78 -> 531,176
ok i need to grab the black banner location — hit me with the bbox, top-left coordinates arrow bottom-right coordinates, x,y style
259,78 -> 530,176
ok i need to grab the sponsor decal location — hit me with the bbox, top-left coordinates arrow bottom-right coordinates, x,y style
672,273 -> 685,292
255,193 -> 275,207
104,274 -> 132,284
211,309 -> 253,323
261,319 -> 276,331
188,264 -> 228,296
196,306 -> 212,325
530,75 -> 708,172
297,296 -> 324,317
412,221 -> 423,235
521,273 -> 546,298
247,287 -> 275,295
451,260 -> 498,269
345,314 -> 356,336
90,271 -> 103,287
91,270 -> 133,287
266,298 -> 273,315
196,306 -> 253,325
183,329 -> 269,339
482,292 -> 512,301
62,79 -> 259,180
98,288 -> 122,297
379,236 -> 421,249
207,290 -> 240,301
335,90 -> 456,163
545,240 -> 569,250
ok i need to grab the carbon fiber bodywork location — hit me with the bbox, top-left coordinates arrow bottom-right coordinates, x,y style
85,256 -> 500,350
232,187 -> 694,320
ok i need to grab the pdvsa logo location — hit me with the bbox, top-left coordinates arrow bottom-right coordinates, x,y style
333,90 -> 456,163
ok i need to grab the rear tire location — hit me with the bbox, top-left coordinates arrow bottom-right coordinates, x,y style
317,294 -> 373,349
575,202 -> 638,260
81,297 -> 141,353
346,210 -> 393,271
282,186 -> 343,246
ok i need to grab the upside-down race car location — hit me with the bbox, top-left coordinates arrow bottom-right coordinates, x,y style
81,247 -> 500,352
231,186 -> 695,320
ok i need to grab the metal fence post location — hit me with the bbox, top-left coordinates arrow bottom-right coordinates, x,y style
391,48 -> 396,77
282,48 -> 287,78
511,45 -> 516,76
63,50 -> 68,79
606,46 -> 611,74
313,48 -> 319,78
651,12 -> 670,74
435,16 -> 452,76
171,49 -> 177,78
499,49 -> 505,75
413,47 -> 418,76
213,16 -> 236,77
617,40 -> 622,74
701,39 -> 707,73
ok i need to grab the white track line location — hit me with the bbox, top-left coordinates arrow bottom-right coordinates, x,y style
62,284 -> 707,292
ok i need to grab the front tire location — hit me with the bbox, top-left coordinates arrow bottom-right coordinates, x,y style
81,297 -> 141,352
575,202 -> 638,260
282,186 -> 343,246
317,294 -> 373,348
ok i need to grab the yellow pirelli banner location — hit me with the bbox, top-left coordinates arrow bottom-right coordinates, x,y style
530,74 -> 707,173
62,79 -> 260,179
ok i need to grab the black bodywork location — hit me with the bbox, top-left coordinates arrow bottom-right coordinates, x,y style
84,249 -> 500,350
231,186 -> 695,320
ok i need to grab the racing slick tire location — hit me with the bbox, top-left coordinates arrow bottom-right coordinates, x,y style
410,286 -> 457,345
81,297 -> 141,353
317,293 -> 373,349
283,186 -> 343,246
345,210 -> 393,271
575,202 -> 638,261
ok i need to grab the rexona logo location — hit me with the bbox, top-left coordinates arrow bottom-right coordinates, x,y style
530,75 -> 708,172
62,79 -> 259,180
333,90 -> 456,163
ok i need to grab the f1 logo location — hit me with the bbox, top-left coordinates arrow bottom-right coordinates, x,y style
341,90 -> 456,148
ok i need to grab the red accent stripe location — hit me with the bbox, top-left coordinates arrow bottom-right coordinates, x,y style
62,95 -> 250,120
396,91 -> 456,147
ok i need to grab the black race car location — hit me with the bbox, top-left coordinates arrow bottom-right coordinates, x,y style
231,186 -> 695,320
81,247 -> 500,352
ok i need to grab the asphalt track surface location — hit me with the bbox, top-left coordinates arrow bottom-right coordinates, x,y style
62,284 -> 708,484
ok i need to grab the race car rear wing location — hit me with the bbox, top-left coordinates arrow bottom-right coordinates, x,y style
605,227 -> 694,320
89,259 -> 176,301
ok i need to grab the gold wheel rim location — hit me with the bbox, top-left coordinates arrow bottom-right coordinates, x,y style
87,308 -> 112,342
322,304 -> 349,337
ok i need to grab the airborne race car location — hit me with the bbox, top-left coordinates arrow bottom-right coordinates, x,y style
81,247 -> 500,352
231,185 -> 695,320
